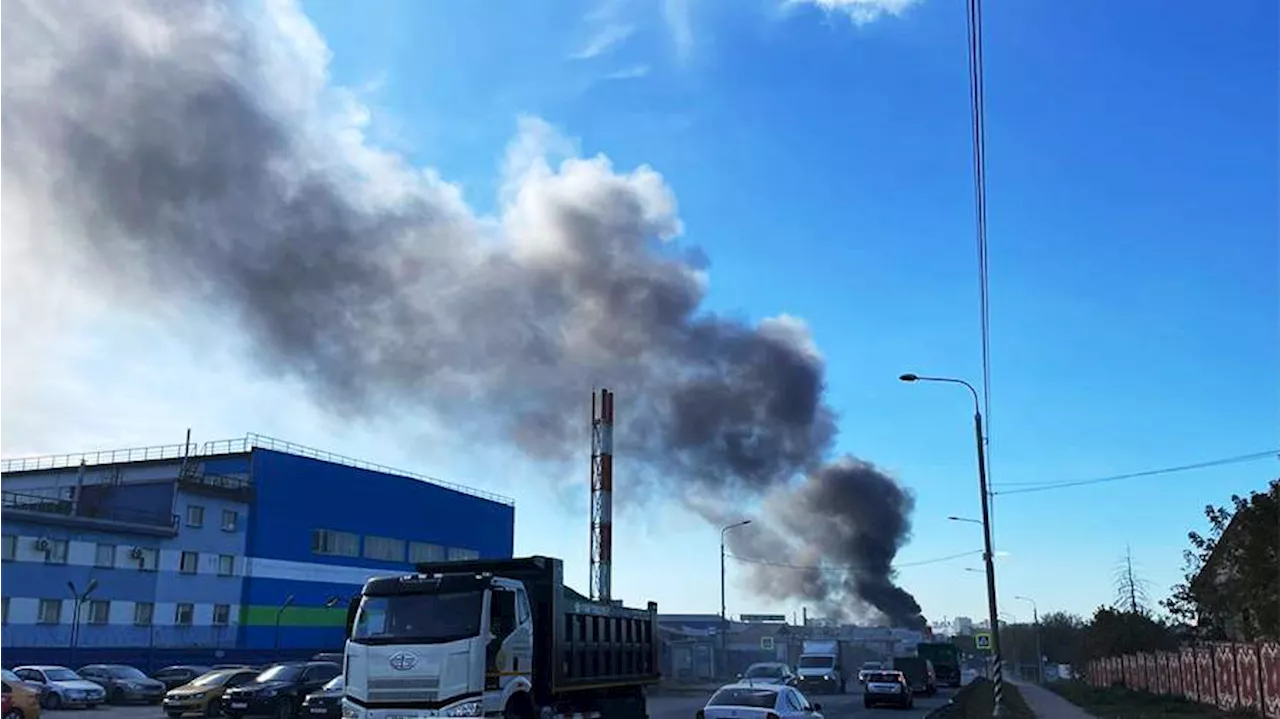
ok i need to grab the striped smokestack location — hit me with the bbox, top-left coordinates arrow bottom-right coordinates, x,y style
589,388 -> 614,602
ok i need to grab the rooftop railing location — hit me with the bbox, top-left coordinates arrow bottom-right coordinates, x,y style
2,432 -> 513,506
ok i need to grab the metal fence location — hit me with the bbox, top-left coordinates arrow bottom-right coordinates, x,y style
1085,641 -> 1280,718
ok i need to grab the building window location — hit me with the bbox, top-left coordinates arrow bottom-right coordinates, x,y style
87,600 -> 110,625
1,535 -> 15,561
38,599 -> 62,624
409,542 -> 446,564
134,602 -> 154,626
213,604 -> 230,626
447,547 -> 480,561
180,551 -> 199,574
45,539 -> 68,564
175,603 -> 194,626
363,536 -> 405,562
186,505 -> 205,528
133,546 -> 159,571
221,510 -> 238,532
95,544 -> 116,568
218,555 -> 235,577
311,529 -> 359,558
2,597 -> 8,625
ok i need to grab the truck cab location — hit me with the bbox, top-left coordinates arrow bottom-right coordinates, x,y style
342,556 -> 656,719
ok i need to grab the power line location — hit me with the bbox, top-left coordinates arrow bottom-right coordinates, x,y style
725,549 -> 983,572
991,450 -> 1280,496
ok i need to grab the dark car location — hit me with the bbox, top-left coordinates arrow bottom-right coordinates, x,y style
77,665 -> 166,704
299,677 -> 342,719
863,670 -> 913,709
220,663 -> 341,719
153,667 -> 215,692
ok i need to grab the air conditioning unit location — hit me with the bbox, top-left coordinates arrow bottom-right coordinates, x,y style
34,537 -> 50,552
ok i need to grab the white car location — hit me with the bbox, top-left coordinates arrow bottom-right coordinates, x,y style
738,662 -> 799,687
12,666 -> 106,709
696,683 -> 824,719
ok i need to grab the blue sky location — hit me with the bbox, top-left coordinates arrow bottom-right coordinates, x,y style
4,0 -> 1277,626
291,0 -> 1279,622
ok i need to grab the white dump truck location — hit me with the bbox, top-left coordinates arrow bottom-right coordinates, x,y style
341,556 -> 660,718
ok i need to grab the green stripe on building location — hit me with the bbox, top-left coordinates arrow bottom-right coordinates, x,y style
241,605 -> 348,627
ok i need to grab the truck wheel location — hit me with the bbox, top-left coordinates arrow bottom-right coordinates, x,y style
502,694 -> 533,719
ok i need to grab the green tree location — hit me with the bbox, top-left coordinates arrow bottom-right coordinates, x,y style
1037,611 -> 1087,666
1162,479 -> 1280,641
1082,606 -> 1179,659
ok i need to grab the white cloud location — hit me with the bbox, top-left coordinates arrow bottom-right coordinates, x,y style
663,0 -> 694,61
787,0 -> 922,25
601,64 -> 651,81
570,22 -> 635,60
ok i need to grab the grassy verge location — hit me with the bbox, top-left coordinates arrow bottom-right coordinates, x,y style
1045,681 -> 1236,718
925,678 -> 1035,718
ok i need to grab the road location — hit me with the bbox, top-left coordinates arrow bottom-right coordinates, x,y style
41,689 -> 954,719
648,686 -> 957,719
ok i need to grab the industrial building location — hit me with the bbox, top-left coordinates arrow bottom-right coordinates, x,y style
1,433 -> 515,668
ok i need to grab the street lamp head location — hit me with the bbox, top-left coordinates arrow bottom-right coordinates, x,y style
741,520 -> 752,526
899,373 -> 920,382
85,579 -> 99,595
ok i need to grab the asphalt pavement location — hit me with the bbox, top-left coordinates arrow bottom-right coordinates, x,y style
45,689 -> 956,719
648,685 -> 958,719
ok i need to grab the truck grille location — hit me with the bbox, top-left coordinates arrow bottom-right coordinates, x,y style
366,677 -> 440,703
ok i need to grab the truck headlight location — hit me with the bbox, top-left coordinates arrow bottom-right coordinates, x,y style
341,700 -> 361,719
441,699 -> 483,717
823,673 -> 834,681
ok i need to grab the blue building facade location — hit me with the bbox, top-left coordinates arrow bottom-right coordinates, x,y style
1,435 -> 515,669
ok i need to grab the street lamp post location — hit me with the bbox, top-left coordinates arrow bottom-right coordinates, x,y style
901,372 -> 1006,716
274,595 -> 295,652
720,520 -> 752,679
1014,596 -> 1042,683
67,579 -> 99,668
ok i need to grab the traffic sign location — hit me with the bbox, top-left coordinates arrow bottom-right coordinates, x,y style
761,636 -> 775,651
975,632 -> 992,650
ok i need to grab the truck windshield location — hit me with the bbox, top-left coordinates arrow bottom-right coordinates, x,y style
351,591 -> 484,645
798,656 -> 834,669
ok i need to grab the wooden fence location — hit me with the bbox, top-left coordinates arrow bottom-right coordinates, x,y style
1084,642 -> 1280,717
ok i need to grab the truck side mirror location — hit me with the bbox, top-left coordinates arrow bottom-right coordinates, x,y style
345,598 -> 359,639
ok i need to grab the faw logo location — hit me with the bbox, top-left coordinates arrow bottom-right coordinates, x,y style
389,652 -> 418,671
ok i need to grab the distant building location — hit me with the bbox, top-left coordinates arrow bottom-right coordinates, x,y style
1,434 -> 515,668
953,616 -> 974,636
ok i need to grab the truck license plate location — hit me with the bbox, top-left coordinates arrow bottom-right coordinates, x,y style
310,708 -> 327,714
230,703 -> 248,709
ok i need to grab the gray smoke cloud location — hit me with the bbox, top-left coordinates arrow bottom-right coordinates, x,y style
1,0 -> 924,627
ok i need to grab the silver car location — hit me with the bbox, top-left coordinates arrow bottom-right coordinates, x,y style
12,666 -> 106,709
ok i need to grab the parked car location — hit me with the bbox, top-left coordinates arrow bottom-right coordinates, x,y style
862,670 -> 913,710
0,665 -> 45,706
11,666 -> 105,710
2,674 -> 42,719
78,665 -> 166,704
737,662 -> 800,687
220,662 -> 341,719
856,661 -> 884,684
163,668 -> 260,718
153,667 -> 215,692
696,682 -> 823,719
299,677 -> 342,719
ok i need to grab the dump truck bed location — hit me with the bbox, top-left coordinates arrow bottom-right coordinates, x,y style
413,556 -> 660,704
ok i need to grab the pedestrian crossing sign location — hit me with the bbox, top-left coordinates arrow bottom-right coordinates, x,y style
761,636 -> 775,651
975,632 -> 992,650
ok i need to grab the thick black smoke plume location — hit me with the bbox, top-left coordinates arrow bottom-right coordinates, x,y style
1,0 -> 924,627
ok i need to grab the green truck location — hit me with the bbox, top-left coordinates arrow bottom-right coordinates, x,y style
916,641 -> 962,687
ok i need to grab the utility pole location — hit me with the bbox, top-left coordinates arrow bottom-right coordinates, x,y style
1015,596 -> 1042,682
67,580 -> 99,668
720,520 -> 751,679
